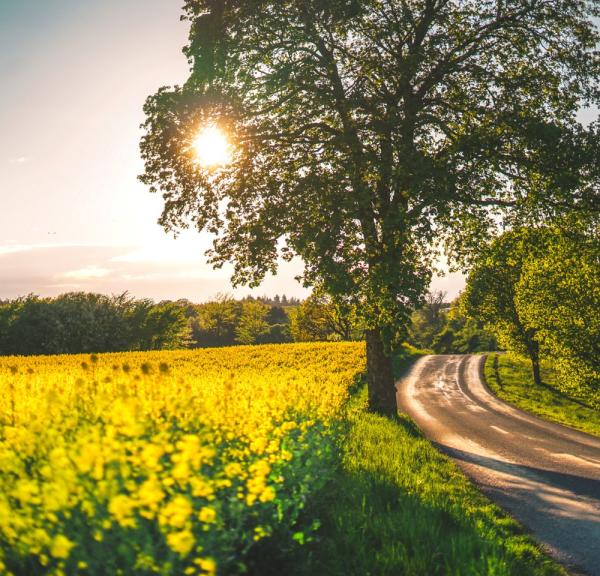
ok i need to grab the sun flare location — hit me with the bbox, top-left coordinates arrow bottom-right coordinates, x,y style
192,125 -> 232,168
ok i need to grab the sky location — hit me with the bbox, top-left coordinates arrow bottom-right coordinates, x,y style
0,1 -> 475,302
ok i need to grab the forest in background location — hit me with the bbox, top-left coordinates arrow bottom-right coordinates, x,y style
0,290 -> 491,356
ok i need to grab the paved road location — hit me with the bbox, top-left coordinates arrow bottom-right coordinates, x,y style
396,354 -> 600,575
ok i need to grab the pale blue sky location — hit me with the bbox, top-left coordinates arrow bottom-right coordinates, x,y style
14,2 -> 598,301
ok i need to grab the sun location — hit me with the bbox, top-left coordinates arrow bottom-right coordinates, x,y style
192,125 -> 232,168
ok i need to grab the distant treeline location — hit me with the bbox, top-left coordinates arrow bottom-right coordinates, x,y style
0,293 -> 191,356
0,292 -> 354,356
0,289 -> 492,357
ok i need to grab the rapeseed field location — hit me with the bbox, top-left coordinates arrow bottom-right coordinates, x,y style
0,342 -> 365,575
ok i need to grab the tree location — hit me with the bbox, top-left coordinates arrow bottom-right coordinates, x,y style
289,292 -> 359,342
289,297 -> 332,342
51,292 -> 126,353
1,296 -> 62,356
193,293 -> 241,346
0,299 -> 21,355
463,229 -> 551,385
408,291 -> 447,350
140,1 -> 600,414
431,296 -> 497,354
516,232 -> 600,406
235,300 -> 270,344
265,304 -> 292,343
0,293 -> 194,356
124,299 -> 191,350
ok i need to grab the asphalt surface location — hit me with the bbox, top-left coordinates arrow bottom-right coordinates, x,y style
396,354 -> 600,575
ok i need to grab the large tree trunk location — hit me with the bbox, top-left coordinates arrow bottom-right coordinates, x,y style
365,329 -> 397,415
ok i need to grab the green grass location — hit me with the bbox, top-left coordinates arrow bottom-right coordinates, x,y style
484,352 -> 600,438
251,350 -> 563,576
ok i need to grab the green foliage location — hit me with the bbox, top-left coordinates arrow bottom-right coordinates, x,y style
407,293 -> 497,354
485,353 -> 600,438
191,295 -> 297,347
141,301 -> 193,350
288,293 -> 362,343
463,229 -> 546,357
463,229 -> 550,382
140,0 -> 600,350
516,234 -> 600,407
0,296 -> 63,355
235,300 -> 271,345
432,316 -> 498,356
407,291 -> 447,350
192,293 -> 242,346
465,227 -> 599,403
0,292 -> 312,355
0,293 -> 191,356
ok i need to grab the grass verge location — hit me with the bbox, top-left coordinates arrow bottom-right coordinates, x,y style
485,352 -> 600,437
252,349 -> 563,576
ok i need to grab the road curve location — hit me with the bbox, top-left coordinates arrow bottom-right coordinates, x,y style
396,354 -> 600,576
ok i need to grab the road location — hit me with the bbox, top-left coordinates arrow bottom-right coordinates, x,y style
396,354 -> 600,575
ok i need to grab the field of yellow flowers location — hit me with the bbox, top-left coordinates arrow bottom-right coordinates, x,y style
0,342 -> 366,575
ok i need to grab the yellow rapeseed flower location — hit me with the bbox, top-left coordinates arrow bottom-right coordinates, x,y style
194,557 -> 217,575
0,342 -> 366,573
166,529 -> 195,556
50,535 -> 74,559
259,486 -> 276,503
198,506 -> 217,524
108,494 -> 136,528
159,495 -> 193,529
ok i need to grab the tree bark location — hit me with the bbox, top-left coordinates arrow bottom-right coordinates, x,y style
531,354 -> 542,387
365,329 -> 397,415
525,336 -> 542,387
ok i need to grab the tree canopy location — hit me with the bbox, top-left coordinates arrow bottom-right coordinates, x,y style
516,231 -> 600,405
464,224 -> 599,403
462,228 -> 550,384
140,0 -> 600,412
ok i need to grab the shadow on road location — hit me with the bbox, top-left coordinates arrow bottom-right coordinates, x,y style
434,441 -> 600,576
434,442 -> 600,502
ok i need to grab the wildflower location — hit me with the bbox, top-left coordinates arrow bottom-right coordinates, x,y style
0,343 -> 366,573
198,506 -> 217,524
159,496 -> 192,528
138,478 -> 164,514
190,477 -> 214,499
167,530 -> 195,556
254,525 -> 270,541
194,557 -> 217,575
50,535 -> 74,559
259,486 -> 276,503
108,494 -> 136,528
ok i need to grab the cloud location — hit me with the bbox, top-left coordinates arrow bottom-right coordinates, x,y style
0,243 -> 128,298
62,266 -> 114,280
0,241 -> 310,302
8,156 -> 27,164
0,243 -> 35,256
110,244 -> 207,264
0,242 -> 83,256
0,241 -> 466,302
